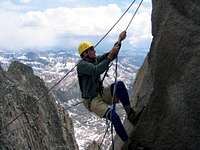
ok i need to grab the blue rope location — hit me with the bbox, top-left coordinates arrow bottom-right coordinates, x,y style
111,56 -> 119,150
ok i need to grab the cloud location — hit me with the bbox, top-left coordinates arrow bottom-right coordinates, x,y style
127,4 -> 152,49
0,3 -> 152,51
19,0 -> 32,4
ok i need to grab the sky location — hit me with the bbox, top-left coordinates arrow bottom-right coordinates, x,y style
0,0 -> 152,52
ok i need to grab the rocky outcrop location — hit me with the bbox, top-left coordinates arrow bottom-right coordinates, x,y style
122,0 -> 200,150
0,61 -> 78,150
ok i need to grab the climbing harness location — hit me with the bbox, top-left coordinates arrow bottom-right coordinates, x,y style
0,1 -> 144,149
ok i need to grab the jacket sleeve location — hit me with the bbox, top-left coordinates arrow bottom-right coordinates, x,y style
77,59 -> 110,76
96,52 -> 109,62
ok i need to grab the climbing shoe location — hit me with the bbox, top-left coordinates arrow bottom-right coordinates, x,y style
121,139 -> 132,150
127,107 -> 144,125
121,143 -> 131,150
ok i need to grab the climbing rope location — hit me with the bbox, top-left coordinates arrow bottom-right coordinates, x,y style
125,0 -> 144,31
0,0 -> 144,144
94,0 -> 137,48
110,56 -> 119,150
96,0 -> 143,50
100,0 -> 144,149
102,0 -> 144,84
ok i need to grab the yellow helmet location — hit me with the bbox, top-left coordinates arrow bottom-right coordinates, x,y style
78,41 -> 93,55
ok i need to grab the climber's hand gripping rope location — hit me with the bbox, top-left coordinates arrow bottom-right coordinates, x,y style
107,31 -> 127,61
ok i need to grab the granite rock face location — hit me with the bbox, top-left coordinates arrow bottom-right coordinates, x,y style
0,61 -> 78,150
126,0 -> 200,150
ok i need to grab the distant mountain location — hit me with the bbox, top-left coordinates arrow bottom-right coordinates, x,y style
25,51 -> 39,59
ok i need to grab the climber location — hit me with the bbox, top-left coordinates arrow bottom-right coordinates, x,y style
77,31 -> 139,143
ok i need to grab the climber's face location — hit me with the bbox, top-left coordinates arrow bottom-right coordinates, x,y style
87,46 -> 96,59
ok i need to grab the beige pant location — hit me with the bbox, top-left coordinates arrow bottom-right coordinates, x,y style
83,86 -> 118,118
